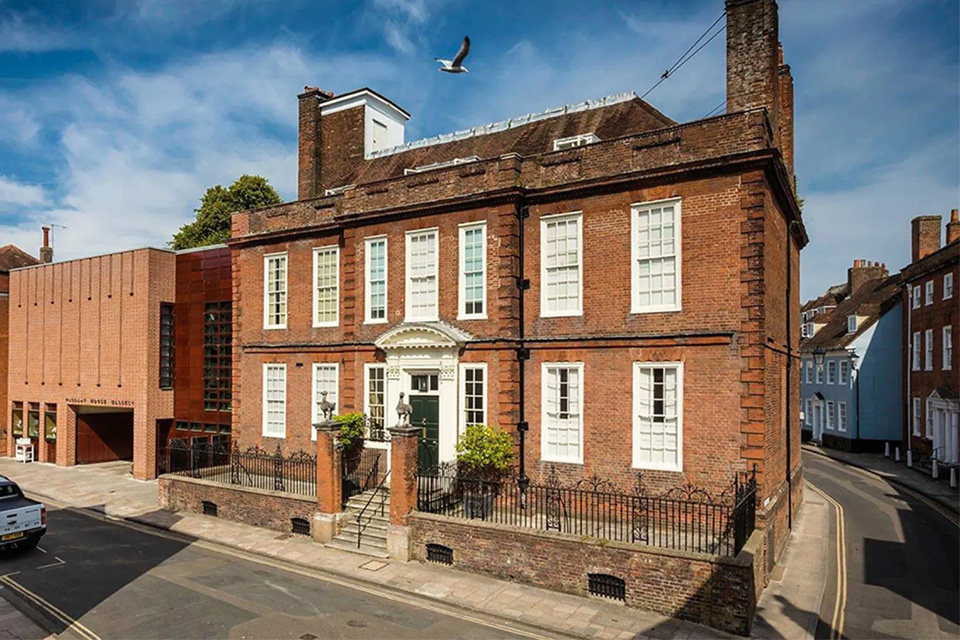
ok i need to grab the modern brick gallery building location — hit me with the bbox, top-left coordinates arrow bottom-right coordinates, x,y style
228,0 -> 806,561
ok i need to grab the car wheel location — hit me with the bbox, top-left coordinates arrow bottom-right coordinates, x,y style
17,538 -> 38,551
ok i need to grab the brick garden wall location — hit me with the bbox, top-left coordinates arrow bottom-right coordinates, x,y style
411,512 -> 765,636
159,475 -> 317,536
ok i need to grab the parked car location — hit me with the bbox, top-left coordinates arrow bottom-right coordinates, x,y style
0,476 -> 45,551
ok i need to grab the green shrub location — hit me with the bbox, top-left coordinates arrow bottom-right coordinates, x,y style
335,412 -> 366,453
455,424 -> 514,481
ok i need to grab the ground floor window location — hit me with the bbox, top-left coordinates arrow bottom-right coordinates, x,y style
262,364 -> 286,438
804,398 -> 812,426
44,404 -> 57,442
10,403 -> 23,437
912,397 -> 921,436
541,363 -> 583,464
826,401 -> 835,431
312,363 -> 339,439
27,403 -> 39,439
461,364 -> 486,429
838,402 -> 847,433
633,362 -> 683,471
365,365 -> 386,430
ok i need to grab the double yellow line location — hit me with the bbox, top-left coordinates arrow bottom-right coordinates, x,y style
0,575 -> 100,640
809,483 -> 847,640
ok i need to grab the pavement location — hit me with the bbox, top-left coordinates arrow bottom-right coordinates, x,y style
0,596 -> 51,640
803,443 -> 959,515
0,459 -> 734,640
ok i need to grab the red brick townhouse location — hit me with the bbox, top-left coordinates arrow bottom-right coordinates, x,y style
229,0 -> 806,558
903,211 -> 959,466
6,244 -> 232,479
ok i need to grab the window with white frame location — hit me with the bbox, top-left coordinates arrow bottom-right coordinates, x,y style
826,401 -> 835,430
801,323 -> 810,338
313,246 -> 339,327
805,398 -> 812,426
365,237 -> 387,323
553,133 -> 600,150
912,397 -> 922,435
827,361 -> 836,385
838,402 -> 847,432
541,363 -> 583,463
945,273 -> 954,300
365,364 -> 386,430
847,316 -> 858,333
460,364 -> 486,429
839,360 -> 849,385
632,199 -> 681,313
541,213 -> 582,317
262,364 -> 286,437
311,363 -> 339,440
925,280 -> 934,305
805,360 -> 812,384
633,363 -> 683,471
459,223 -> 487,318
406,229 -> 438,320
925,329 -> 934,370
264,254 -> 288,329
944,326 -> 953,370
912,332 -> 921,370
925,399 -> 934,438
815,363 -> 823,384
912,285 -> 921,309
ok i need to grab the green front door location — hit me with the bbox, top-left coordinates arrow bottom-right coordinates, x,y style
410,395 -> 440,470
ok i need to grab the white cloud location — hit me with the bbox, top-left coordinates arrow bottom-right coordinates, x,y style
368,0 -> 434,55
0,175 -> 46,206
0,14 -> 82,52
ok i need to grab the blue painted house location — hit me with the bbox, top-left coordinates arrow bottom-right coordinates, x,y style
800,260 -> 902,452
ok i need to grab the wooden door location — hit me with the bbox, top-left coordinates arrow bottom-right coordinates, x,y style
410,395 -> 440,470
76,412 -> 134,464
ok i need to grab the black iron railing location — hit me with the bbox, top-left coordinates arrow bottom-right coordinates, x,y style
161,441 -> 317,497
341,448 -> 387,505
417,464 -> 758,558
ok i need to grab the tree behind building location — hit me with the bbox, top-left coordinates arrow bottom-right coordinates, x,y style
170,175 -> 282,250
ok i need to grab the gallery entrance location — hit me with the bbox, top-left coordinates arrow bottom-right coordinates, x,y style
75,408 -> 134,464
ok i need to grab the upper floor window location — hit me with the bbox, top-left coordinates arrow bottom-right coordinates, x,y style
541,213 -> 582,317
365,237 -> 387,323
847,315 -> 858,334
262,363 -> 286,438
925,329 -> 934,370
313,246 -> 339,327
633,363 -> 683,472
945,273 -> 954,300
541,363 -> 583,463
159,302 -> 174,389
311,363 -> 339,440
459,223 -> 487,319
912,285 -> 921,309
632,199 -> 681,314
264,253 -> 288,329
925,280 -> 934,305
805,360 -> 813,384
839,360 -> 849,385
815,362 -> 823,384
553,133 -> 600,151
406,229 -> 438,321
203,302 -> 232,412
944,326 -> 953,370
801,323 -> 815,338
912,331 -> 921,370
826,361 -> 836,385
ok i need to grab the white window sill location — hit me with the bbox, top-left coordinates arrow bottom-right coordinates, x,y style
457,314 -> 488,321
405,316 -> 439,323
631,460 -> 682,473
540,310 -> 583,319
364,318 -> 389,325
313,321 -> 339,329
261,432 -> 286,439
631,305 -> 682,315
264,325 -> 287,331
540,456 -> 583,465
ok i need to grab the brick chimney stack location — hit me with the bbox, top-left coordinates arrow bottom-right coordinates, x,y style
777,42 -> 795,184
946,209 -> 960,245
39,226 -> 53,264
848,259 -> 887,294
726,0 -> 780,144
297,86 -> 335,201
911,215 -> 942,262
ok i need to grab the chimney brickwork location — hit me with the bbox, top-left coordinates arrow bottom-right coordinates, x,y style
726,0 -> 780,145
777,45 -> 795,185
947,209 -> 960,246
911,215 -> 942,262
39,226 -> 53,264
847,259 -> 887,294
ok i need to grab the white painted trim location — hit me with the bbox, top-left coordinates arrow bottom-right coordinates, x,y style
458,221 -> 488,320
553,133 -> 599,151
631,197 -> 682,315
405,227 -> 439,322
262,363 -> 286,438
944,326 -> 953,370
944,273 -> 954,300
364,236 -> 389,324
925,280 -> 934,306
540,362 -> 585,464
539,212 -> 583,318
364,363 -> 389,453
263,252 -> 288,330
310,362 -> 340,441
912,331 -> 922,371
826,400 -> 835,431
458,362 -> 488,440
925,328 -> 934,371
319,89 -> 410,119
838,401 -> 847,433
632,361 -> 684,472
312,245 -> 339,328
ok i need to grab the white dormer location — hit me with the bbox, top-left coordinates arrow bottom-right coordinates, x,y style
320,89 -> 409,158
847,315 -> 858,334
553,133 -> 600,151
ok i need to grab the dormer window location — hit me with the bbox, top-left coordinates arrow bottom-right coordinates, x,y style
404,156 -> 480,175
324,184 -> 355,196
847,315 -> 858,333
553,133 -> 600,151
801,322 -> 815,338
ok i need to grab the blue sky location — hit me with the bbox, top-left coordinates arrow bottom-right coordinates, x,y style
0,0 -> 957,300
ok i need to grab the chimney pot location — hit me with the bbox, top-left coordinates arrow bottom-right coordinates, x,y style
947,208 -> 960,245
39,226 -> 53,264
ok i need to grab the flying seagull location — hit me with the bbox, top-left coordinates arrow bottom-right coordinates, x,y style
436,36 -> 470,73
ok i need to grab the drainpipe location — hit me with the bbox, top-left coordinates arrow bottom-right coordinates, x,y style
516,202 -> 531,496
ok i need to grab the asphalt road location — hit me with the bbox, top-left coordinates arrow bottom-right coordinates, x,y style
804,450 -> 960,640
0,506 -> 549,640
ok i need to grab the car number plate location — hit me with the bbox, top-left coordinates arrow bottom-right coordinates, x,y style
1,532 -> 24,541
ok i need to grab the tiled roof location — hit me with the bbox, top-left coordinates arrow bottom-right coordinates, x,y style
349,94 -> 675,184
801,283 -> 847,313
800,273 -> 902,352
901,237 -> 959,282
0,245 -> 39,272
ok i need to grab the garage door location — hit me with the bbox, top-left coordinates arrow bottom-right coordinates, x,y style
76,412 -> 134,464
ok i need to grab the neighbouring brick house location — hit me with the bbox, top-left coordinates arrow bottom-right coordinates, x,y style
800,261 -> 902,452
229,0 -> 805,574
5,244 -> 232,479
0,242 -> 40,456
903,211 -> 959,466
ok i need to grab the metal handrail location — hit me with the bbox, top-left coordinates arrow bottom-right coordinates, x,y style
356,466 -> 391,549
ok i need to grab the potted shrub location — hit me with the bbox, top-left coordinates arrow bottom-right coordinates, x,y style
455,423 -> 514,519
